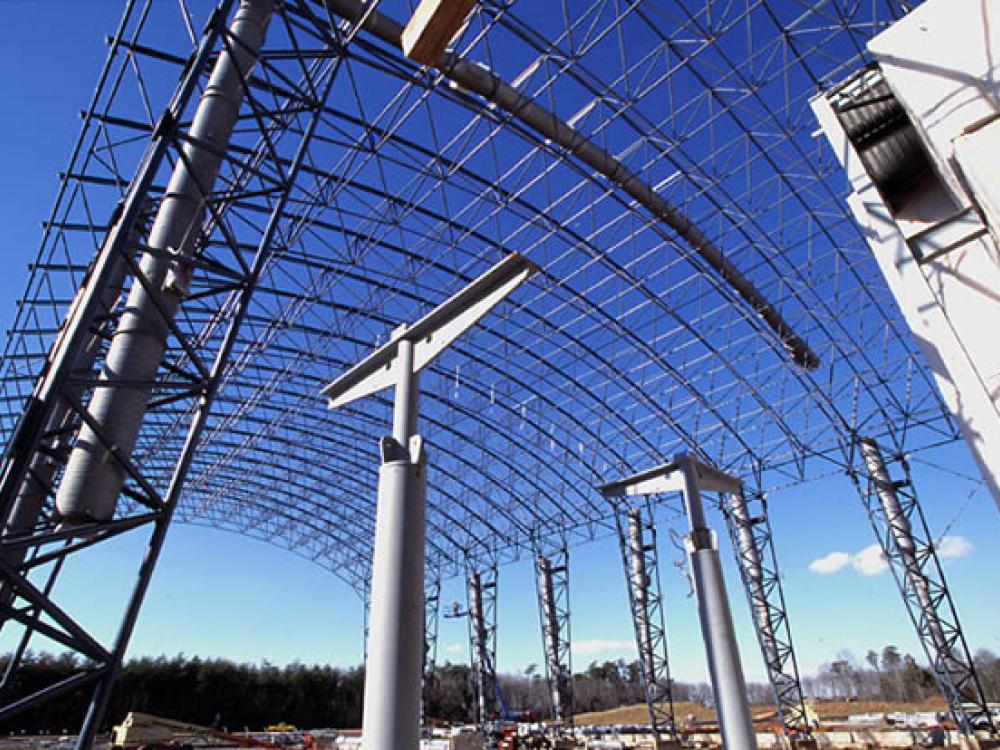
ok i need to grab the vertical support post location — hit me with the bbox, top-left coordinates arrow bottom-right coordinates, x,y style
618,506 -> 677,739
322,256 -> 536,750
678,456 -> 757,750
723,487 -> 809,734
535,547 -> 572,725
854,438 -> 995,737
467,567 -> 498,725
422,573 -> 441,728
362,337 -> 426,750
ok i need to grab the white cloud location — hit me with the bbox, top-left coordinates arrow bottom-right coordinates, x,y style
443,643 -> 464,656
852,544 -> 889,576
808,551 -> 851,574
572,639 -> 635,656
937,535 -> 973,560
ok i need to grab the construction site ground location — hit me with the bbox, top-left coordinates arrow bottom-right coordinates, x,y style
575,698 -> 950,727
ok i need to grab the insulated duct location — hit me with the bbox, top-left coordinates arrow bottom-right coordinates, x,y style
54,0 -> 274,523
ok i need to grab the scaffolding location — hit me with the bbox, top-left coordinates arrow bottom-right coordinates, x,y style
535,543 -> 573,725
850,438 -> 996,737
616,505 -> 677,740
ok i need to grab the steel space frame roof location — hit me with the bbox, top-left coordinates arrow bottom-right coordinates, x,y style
0,0 -> 954,592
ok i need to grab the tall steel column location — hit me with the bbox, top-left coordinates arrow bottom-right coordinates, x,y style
616,506 -> 677,739
362,339 -> 427,750
467,566 -> 499,725
602,458 -> 757,749
677,457 -> 757,750
322,255 -> 537,750
722,487 -> 809,734
535,547 -> 572,724
853,438 -> 995,737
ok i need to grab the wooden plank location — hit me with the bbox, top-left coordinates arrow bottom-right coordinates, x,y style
401,0 -> 477,66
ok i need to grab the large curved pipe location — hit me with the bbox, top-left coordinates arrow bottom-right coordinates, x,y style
323,0 -> 819,370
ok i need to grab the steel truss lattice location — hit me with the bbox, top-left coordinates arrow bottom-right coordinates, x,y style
467,565 -> 499,726
534,540 -> 572,725
719,481 -> 809,733
0,0 -> 985,742
849,438 -> 996,737
615,505 -> 676,739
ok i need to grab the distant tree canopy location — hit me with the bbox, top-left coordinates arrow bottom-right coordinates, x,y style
0,654 -> 364,735
1,647 -> 998,734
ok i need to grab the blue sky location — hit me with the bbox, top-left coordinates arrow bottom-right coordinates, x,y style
0,0 -> 998,688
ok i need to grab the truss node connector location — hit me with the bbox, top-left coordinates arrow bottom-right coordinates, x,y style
321,252 -> 537,411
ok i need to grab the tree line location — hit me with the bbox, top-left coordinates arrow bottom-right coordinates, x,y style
2,648 -> 999,734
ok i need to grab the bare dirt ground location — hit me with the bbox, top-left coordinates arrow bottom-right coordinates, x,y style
574,698 -> 949,727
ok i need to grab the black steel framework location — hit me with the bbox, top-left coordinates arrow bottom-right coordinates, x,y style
719,481 -> 809,734
534,540 -> 572,725
849,438 -> 996,737
467,565 -> 499,726
0,0 -> 990,742
615,504 -> 676,740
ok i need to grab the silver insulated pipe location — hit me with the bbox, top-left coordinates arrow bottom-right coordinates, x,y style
858,439 -> 951,657
626,509 -> 656,686
537,555 -> 565,722
54,0 -> 273,523
468,570 -> 490,724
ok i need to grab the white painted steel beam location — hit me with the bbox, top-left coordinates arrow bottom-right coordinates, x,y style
602,456 -> 756,749
322,253 -> 536,750
322,253 -> 537,409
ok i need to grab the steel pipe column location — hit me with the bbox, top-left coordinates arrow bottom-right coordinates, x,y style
619,507 -> 676,738
322,256 -> 536,750
536,550 -> 572,724
678,456 -> 757,750
53,0 -> 274,524
859,440 -> 948,652
362,339 -> 426,750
